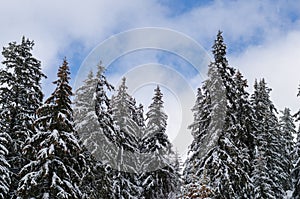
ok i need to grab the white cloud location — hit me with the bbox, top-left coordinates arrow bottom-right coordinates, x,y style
230,30 -> 300,113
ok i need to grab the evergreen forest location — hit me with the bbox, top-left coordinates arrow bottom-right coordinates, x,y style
1,32 -> 300,199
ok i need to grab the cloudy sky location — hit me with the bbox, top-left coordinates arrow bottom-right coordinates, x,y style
1,0 -> 300,155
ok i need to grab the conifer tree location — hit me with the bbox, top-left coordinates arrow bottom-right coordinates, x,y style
183,31 -> 253,198
0,130 -> 11,199
182,88 -> 213,198
74,65 -> 116,165
95,64 -> 116,146
109,77 -> 141,198
74,64 -> 113,198
292,86 -> 300,199
279,108 -> 295,193
183,88 -> 210,183
0,36 -> 45,197
17,59 -> 86,199
141,86 -> 178,199
251,79 -> 285,198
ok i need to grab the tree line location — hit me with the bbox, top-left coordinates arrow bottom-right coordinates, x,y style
0,32 -> 300,199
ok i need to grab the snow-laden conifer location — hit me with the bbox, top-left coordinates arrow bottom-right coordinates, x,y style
292,85 -> 300,199
0,36 -> 45,197
278,108 -> 295,193
0,130 -> 11,199
141,86 -> 178,199
74,64 -> 113,198
251,79 -> 285,198
109,77 -> 141,198
183,31 -> 253,198
17,59 -> 85,199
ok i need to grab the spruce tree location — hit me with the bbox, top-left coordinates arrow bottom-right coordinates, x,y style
183,31 -> 254,198
74,65 -> 116,165
74,64 -> 113,198
17,59 -> 86,198
94,64 -> 116,146
140,86 -> 178,199
0,36 -> 45,197
279,108 -> 295,193
182,88 -> 214,198
0,130 -> 11,199
109,77 -> 141,198
183,88 -> 210,183
251,79 -> 285,198
292,85 -> 300,199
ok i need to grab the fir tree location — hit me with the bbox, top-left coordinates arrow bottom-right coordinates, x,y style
74,65 -> 116,165
74,64 -> 113,198
0,130 -> 11,199
251,79 -> 285,198
141,86 -> 178,199
182,88 -> 213,198
292,85 -> 300,199
279,108 -> 295,193
94,63 -> 115,143
17,59 -> 86,199
183,88 -> 210,184
0,36 -> 45,197
109,77 -> 141,198
184,31 -> 253,198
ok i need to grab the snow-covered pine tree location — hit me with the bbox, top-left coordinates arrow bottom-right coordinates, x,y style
231,70 -> 255,197
74,70 -> 100,152
109,77 -> 141,198
94,63 -> 116,146
279,108 -> 295,193
74,65 -> 117,164
110,77 -> 139,154
183,31 -> 253,198
17,58 -> 86,199
0,129 -> 11,199
140,86 -> 178,199
74,64 -> 113,198
183,87 -> 209,183
0,36 -> 46,197
0,76 -> 12,199
172,151 -> 183,199
251,79 -> 285,198
292,85 -> 300,199
182,87 -> 213,199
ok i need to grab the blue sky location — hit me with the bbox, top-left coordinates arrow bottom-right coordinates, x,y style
1,0 -> 300,155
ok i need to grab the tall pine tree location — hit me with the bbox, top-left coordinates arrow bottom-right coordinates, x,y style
292,85 -> 300,199
251,79 -> 285,198
0,127 -> 11,199
182,88 -> 213,198
279,108 -> 295,193
0,36 -> 45,198
74,64 -> 113,198
141,86 -> 178,199
74,65 -> 116,165
183,31 -> 253,198
17,59 -> 86,198
109,77 -> 141,198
